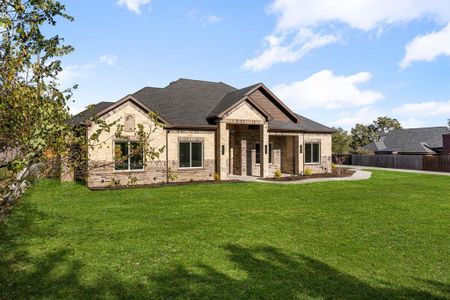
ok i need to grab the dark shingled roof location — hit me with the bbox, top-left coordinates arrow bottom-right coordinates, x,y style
363,127 -> 450,154
268,114 -> 334,133
70,78 -> 333,133
133,79 -> 236,126
69,101 -> 114,125
207,83 -> 261,118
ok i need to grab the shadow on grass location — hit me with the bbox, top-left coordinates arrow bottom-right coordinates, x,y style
149,245 -> 448,299
0,205 -> 448,299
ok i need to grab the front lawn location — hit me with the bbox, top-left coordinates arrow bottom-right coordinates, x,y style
1,171 -> 449,299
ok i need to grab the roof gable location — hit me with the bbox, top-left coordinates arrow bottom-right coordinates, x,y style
222,100 -> 267,124
208,84 -> 299,123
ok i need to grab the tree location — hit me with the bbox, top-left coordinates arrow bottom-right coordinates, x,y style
371,116 -> 402,135
0,1 -> 166,213
332,127 -> 351,154
1,0 -> 75,208
349,117 -> 402,151
350,124 -> 377,150
332,127 -> 351,175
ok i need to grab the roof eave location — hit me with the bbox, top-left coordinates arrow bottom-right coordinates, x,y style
92,95 -> 171,126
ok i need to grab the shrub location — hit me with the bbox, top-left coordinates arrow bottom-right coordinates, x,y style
167,168 -> 177,182
304,168 -> 313,176
274,169 -> 282,179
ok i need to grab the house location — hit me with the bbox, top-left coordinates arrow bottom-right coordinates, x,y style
363,127 -> 450,155
70,79 -> 334,188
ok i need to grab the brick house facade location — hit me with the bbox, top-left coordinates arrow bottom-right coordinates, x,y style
69,79 -> 334,188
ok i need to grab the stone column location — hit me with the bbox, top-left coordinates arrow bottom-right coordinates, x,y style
298,133 -> 304,175
241,134 -> 247,176
260,123 -> 269,178
229,127 -> 234,175
294,135 -> 300,175
218,121 -> 229,179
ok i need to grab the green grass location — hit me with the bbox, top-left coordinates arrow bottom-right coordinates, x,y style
1,171 -> 449,299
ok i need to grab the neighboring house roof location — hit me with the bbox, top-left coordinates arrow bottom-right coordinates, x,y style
71,78 -> 333,133
363,127 -> 450,154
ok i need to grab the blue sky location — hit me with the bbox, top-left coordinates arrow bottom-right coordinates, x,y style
55,0 -> 450,130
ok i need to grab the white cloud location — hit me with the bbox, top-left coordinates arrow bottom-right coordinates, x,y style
117,0 -> 151,14
399,118 -> 427,128
205,15 -> 222,25
242,29 -> 337,71
400,23 -> 450,68
244,0 -> 450,70
99,54 -> 119,66
187,10 -> 222,26
268,0 -> 450,31
333,106 -> 382,127
272,70 -> 383,110
393,100 -> 450,117
58,64 -> 94,87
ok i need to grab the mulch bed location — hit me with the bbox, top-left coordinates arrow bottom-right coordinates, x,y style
89,179 -> 242,191
262,169 -> 355,182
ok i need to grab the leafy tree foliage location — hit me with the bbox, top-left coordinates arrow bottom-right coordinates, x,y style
1,0 -> 74,206
350,117 -> 402,150
370,116 -> 402,135
350,124 -> 377,150
332,127 -> 351,154
331,127 -> 352,174
0,1 -> 167,211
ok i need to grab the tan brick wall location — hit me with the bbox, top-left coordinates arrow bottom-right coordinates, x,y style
223,101 -> 265,124
86,100 -> 216,188
84,99 -> 332,186
166,129 -> 215,182
302,133 -> 332,174
87,101 -> 167,188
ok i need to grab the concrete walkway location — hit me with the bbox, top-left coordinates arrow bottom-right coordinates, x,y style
228,169 -> 372,185
343,165 -> 450,176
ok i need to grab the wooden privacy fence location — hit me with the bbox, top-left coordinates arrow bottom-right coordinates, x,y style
351,154 -> 450,172
423,155 -> 450,172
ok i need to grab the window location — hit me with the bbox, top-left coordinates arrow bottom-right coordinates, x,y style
255,143 -> 261,164
114,141 -> 144,171
305,143 -> 320,164
269,143 -> 273,164
179,142 -> 203,168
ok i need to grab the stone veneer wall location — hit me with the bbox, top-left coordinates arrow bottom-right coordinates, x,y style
86,100 -> 215,188
166,129 -> 215,182
302,132 -> 332,174
84,99 -> 332,186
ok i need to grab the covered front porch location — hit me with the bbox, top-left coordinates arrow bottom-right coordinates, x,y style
214,97 -> 304,179
229,124 -> 301,177
217,121 -> 302,179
